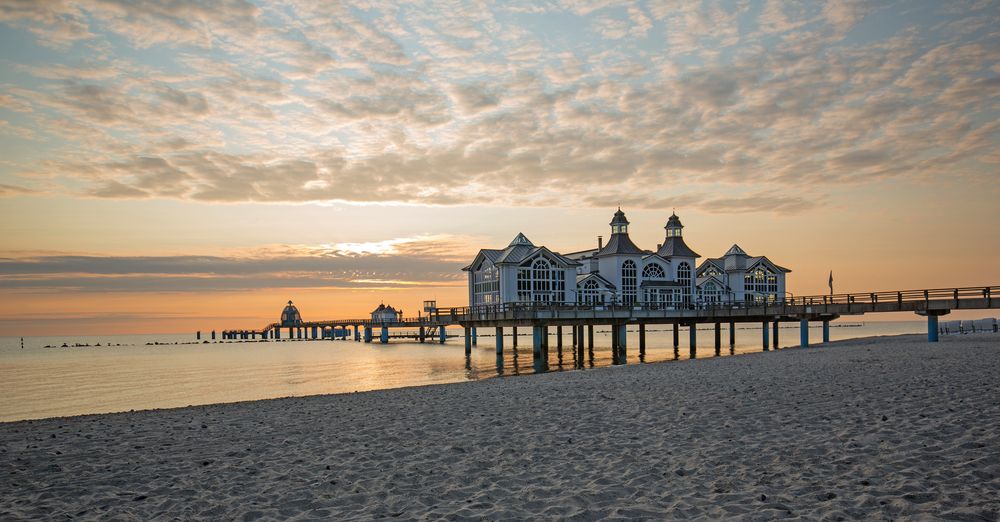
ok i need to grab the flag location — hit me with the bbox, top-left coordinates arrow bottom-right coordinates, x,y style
828,271 -> 833,295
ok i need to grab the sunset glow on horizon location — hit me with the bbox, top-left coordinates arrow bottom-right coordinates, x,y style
1,1 -> 998,335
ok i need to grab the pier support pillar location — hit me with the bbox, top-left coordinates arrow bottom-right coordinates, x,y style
464,326 -> 472,355
495,327 -> 504,355
439,326 -> 447,344
512,327 -> 518,348
673,322 -> 679,349
587,325 -> 594,351
576,325 -> 585,365
822,320 -> 830,344
638,323 -> 646,359
274,329 -> 280,340
616,324 -> 627,364
354,325 -> 360,342
196,331 -> 201,340
714,323 -> 721,355
312,326 -> 318,339
471,326 -> 477,346
380,326 -> 389,344
729,321 -> 735,347
211,330 -> 216,340
364,326 -> 372,343
572,325 -> 577,348
763,321 -> 770,351
556,326 -> 563,357
533,325 -> 549,361
928,315 -> 939,342
689,323 -> 697,358
773,321 -> 779,349
800,319 -> 809,348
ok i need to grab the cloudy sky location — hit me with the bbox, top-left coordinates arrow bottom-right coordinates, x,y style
0,0 -> 997,334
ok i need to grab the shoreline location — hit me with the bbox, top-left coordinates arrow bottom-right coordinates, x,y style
1,331 -> 942,425
3,333 -> 999,519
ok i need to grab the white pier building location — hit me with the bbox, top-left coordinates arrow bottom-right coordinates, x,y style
464,209 -> 789,308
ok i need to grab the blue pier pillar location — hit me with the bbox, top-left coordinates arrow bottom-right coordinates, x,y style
274,328 -> 280,340
928,315 -> 939,342
312,326 -> 319,339
495,327 -> 504,355
354,325 -> 360,342
363,326 -> 372,343
532,325 -> 549,372
800,319 -> 809,348
762,321 -> 770,351
380,326 -> 389,344
822,320 -> 830,343
471,326 -> 478,346
464,326 -> 472,355
439,326 -> 447,344
419,326 -> 425,343
532,325 -> 544,360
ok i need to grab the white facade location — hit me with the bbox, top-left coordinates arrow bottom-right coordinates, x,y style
696,244 -> 790,304
464,209 -> 788,308
371,303 -> 403,323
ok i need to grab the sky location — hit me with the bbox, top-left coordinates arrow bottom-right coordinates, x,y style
0,0 -> 997,335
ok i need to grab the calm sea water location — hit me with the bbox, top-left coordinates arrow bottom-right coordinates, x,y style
0,320 -> 932,422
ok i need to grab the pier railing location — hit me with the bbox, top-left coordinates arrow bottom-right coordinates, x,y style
225,285 -> 996,336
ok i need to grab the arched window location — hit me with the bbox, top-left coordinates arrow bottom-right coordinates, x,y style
677,262 -> 692,305
514,257 -> 565,303
622,260 -> 637,305
578,279 -> 602,305
642,263 -> 666,279
744,265 -> 778,303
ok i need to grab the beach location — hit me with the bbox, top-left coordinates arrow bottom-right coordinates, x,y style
2,333 -> 998,520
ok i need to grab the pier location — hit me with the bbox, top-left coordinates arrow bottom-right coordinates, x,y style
215,286 -> 998,365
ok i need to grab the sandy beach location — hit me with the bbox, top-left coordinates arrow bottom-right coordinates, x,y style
2,333 -> 998,520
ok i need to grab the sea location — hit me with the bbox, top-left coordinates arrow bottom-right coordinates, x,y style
0,320 -> 935,422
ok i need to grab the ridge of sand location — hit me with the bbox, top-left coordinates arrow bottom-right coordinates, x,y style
2,334 -> 999,520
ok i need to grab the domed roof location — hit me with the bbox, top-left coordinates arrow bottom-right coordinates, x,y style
665,212 -> 683,229
280,300 -> 303,326
609,207 -> 630,227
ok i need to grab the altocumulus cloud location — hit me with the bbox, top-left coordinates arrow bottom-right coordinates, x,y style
0,1 -> 997,213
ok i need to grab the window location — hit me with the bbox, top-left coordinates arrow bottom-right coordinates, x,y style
744,266 -> 778,303
622,260 -> 637,305
700,282 -> 719,304
677,261 -> 692,304
473,261 -> 500,305
515,257 -> 565,303
578,279 -> 602,304
642,263 -> 665,279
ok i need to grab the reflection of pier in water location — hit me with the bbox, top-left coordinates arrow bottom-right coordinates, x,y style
211,286 -> 998,370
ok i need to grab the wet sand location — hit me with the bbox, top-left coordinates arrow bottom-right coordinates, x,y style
2,333 -> 999,520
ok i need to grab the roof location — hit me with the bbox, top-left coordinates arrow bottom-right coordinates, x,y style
657,236 -> 700,258
464,233 -> 582,271
577,272 -> 616,290
665,212 -> 683,229
703,254 -> 791,273
610,208 -> 629,226
596,233 -> 645,256
372,303 -> 400,314
725,244 -> 747,256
